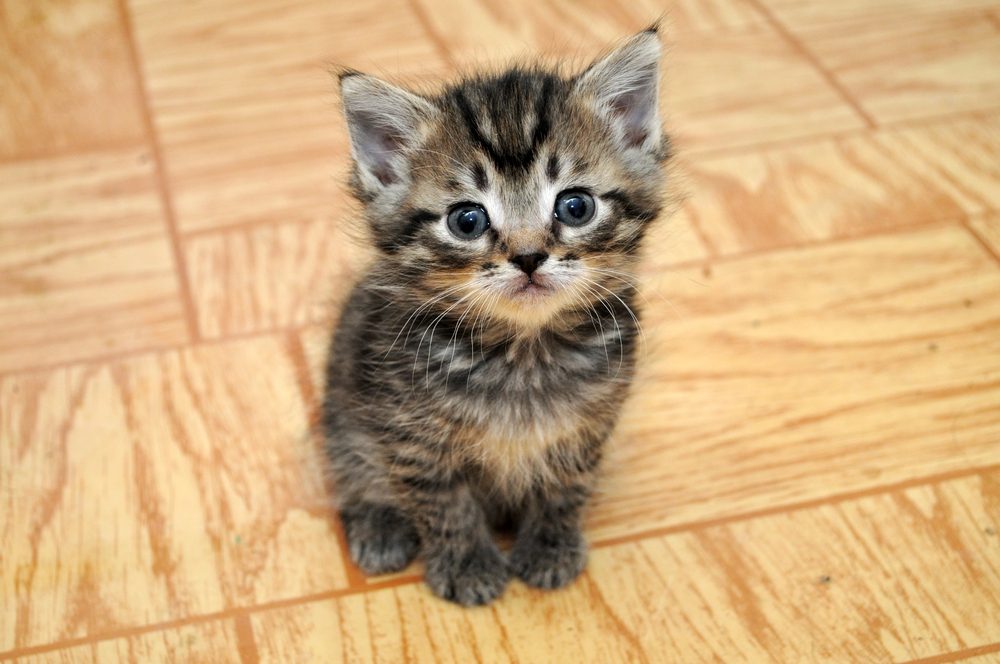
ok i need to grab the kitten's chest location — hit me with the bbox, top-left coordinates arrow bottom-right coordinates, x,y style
408,329 -> 630,494
455,340 -> 620,460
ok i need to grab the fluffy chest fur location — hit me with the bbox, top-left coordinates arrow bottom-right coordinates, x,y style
350,287 -> 638,494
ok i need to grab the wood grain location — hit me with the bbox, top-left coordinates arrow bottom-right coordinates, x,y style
588,223 -> 1000,542
127,0 -> 447,234
3,0 -> 1000,661
685,114 -> 1000,256
968,213 -> 1000,264
413,0 -> 767,65
667,28 -> 867,153
249,471 -> 1000,663
0,335 -> 348,651
0,0 -> 145,160
802,13 -> 1000,124
761,0 -> 1000,29
0,149 -> 188,374
184,216 -> 365,339
9,620 -> 242,664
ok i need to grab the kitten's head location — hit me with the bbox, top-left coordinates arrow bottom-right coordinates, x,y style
339,29 -> 669,330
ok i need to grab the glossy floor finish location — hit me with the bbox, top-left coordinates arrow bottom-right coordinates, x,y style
2,0 -> 1000,662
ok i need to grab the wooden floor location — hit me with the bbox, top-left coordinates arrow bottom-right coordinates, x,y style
2,0 -> 1000,662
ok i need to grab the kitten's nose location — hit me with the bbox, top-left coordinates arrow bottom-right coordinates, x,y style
509,252 -> 548,276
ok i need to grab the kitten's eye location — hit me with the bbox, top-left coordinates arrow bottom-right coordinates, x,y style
553,190 -> 596,227
446,204 -> 490,240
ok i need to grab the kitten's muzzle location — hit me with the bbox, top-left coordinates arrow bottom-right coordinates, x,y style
509,252 -> 548,276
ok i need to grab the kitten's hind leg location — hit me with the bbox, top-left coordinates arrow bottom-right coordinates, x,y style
341,502 -> 420,575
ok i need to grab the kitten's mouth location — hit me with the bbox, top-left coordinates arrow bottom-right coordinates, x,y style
508,276 -> 554,301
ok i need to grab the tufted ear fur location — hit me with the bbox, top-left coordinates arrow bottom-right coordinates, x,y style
575,28 -> 662,153
339,72 -> 437,196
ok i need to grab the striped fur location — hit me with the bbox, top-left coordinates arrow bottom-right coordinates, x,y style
323,29 -> 671,605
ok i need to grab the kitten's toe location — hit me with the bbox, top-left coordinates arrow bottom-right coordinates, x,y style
342,504 -> 420,575
511,528 -> 588,590
425,543 -> 510,606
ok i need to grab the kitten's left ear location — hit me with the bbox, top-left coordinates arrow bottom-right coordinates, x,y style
575,28 -> 662,152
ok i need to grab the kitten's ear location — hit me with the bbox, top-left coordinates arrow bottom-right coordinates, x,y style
339,72 -> 436,194
575,28 -> 662,152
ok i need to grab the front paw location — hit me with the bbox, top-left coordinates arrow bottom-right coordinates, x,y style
342,504 -> 420,575
425,543 -> 510,606
511,527 -> 588,590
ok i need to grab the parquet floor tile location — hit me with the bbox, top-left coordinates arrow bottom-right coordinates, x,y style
0,0 -> 145,160
684,114 -> 1000,256
0,150 -> 188,373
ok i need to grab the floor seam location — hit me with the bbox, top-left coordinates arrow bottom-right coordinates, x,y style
902,640 -> 1000,664
685,103 -> 1000,160
592,462 -> 1000,549
233,611 -> 261,664
117,0 -> 201,342
961,217 -> 1000,269
744,0 -> 878,130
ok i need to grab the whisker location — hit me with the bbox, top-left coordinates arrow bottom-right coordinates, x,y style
416,290 -> 476,387
578,279 -> 624,376
583,277 -> 646,352
381,284 -> 465,364
444,290 -> 486,386
568,282 -> 610,373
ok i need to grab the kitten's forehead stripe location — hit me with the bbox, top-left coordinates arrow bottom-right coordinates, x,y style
472,163 -> 488,190
546,154 -> 560,182
450,70 -> 559,174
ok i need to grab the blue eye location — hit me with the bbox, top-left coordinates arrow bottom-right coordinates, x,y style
554,190 -> 596,226
447,204 -> 490,240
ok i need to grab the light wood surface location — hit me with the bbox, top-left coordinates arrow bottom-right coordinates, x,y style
2,0 -> 1000,662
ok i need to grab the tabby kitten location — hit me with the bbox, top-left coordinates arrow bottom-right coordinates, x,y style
323,28 -> 670,606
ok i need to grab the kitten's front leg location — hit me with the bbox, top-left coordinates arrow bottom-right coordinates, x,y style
511,428 -> 607,589
392,464 -> 509,606
512,476 -> 595,590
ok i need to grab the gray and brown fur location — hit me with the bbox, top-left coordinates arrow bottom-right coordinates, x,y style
323,29 -> 671,606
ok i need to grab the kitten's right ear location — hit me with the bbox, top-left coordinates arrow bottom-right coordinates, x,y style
339,72 -> 437,195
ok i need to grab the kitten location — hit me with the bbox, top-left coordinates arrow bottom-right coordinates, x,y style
322,28 -> 670,606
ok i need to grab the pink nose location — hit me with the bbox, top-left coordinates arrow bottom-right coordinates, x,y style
509,252 -> 548,275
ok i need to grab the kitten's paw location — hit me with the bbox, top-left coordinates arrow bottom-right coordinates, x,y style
342,504 -> 420,575
511,528 -> 588,590
425,543 -> 510,606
